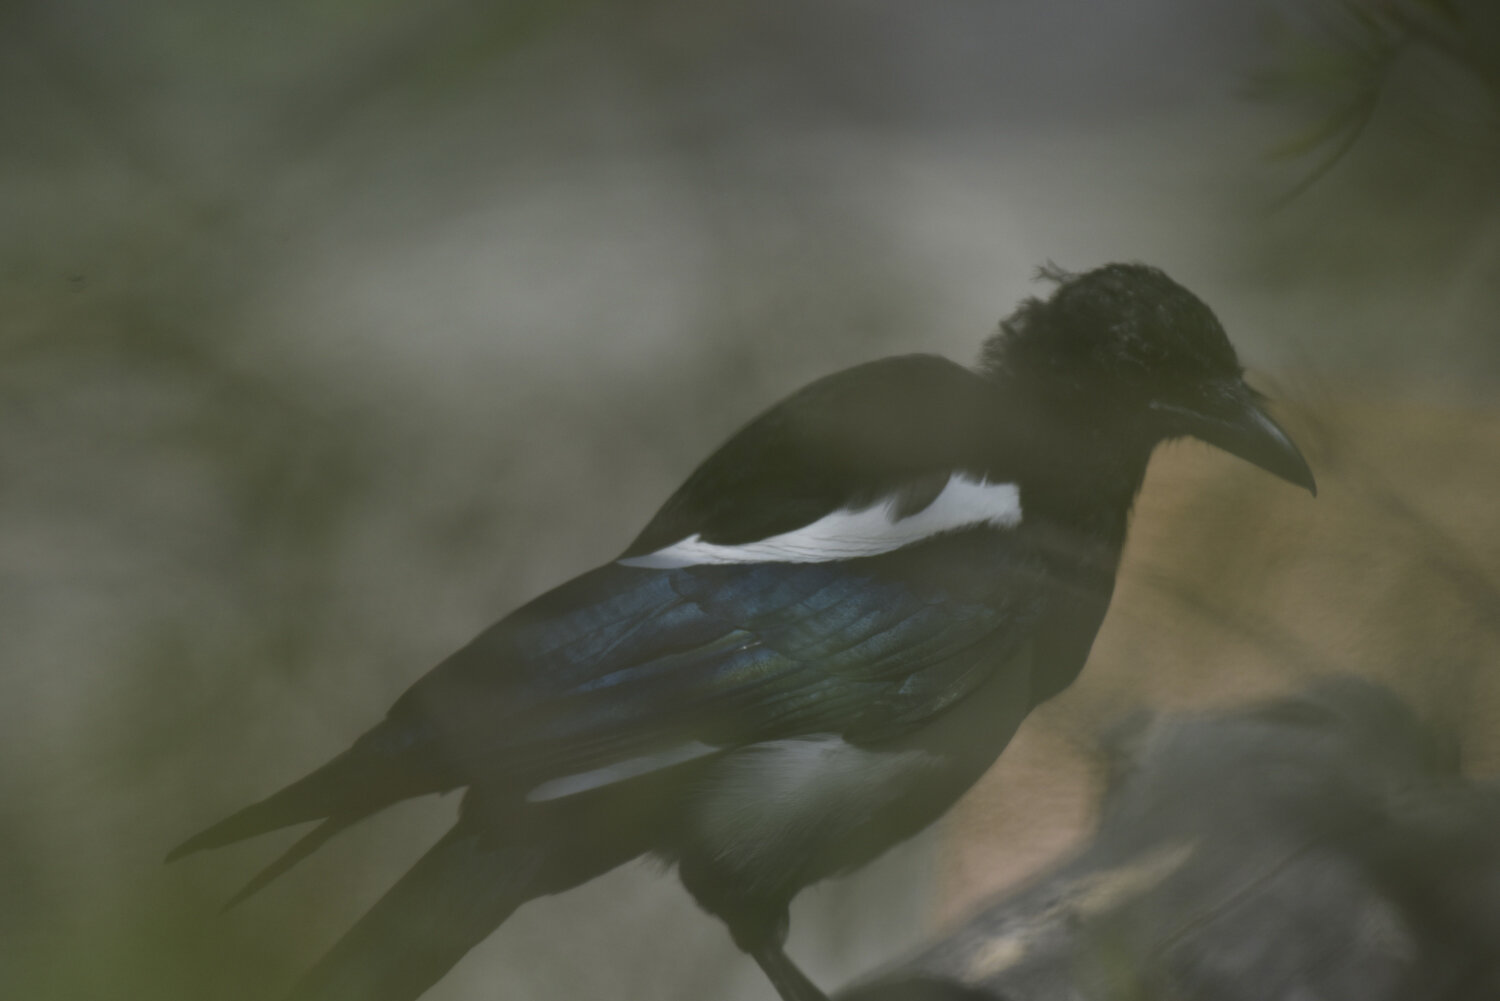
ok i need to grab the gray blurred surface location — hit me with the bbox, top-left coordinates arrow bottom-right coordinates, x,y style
841,679 -> 1500,1001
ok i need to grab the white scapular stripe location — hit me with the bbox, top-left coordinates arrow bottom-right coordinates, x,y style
620,473 -> 1021,568
526,741 -> 720,802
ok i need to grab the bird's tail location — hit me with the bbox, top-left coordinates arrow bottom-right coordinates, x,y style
166,717 -> 454,903
289,821 -> 549,1001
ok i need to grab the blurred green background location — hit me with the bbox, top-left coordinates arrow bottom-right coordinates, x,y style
3,1 -> 1497,999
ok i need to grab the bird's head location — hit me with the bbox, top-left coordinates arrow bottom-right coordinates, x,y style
982,262 -> 1316,494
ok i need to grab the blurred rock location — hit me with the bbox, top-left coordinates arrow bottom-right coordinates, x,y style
844,678 -> 1500,1001
942,394 -> 1500,917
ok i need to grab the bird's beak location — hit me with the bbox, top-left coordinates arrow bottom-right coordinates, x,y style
1151,380 -> 1317,495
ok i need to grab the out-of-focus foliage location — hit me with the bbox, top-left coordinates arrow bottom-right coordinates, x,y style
0,4 -> 634,999
1233,0 -> 1500,383
1251,0 -> 1500,202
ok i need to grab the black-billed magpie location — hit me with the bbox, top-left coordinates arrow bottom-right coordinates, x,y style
169,264 -> 1315,1001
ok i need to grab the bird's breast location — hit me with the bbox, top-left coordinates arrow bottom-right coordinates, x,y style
677,645 -> 1034,898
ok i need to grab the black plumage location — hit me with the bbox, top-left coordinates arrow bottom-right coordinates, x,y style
169,263 -> 1315,1001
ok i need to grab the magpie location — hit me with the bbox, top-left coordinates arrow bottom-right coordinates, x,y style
168,263 -> 1315,1001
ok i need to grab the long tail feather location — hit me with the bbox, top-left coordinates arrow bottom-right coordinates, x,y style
168,719 -> 452,864
289,823 -> 548,1001
220,814 -> 364,912
167,751 -> 360,862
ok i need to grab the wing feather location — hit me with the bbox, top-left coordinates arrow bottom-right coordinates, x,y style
395,527 -> 1044,794
622,354 -> 1007,558
387,356 -> 1051,799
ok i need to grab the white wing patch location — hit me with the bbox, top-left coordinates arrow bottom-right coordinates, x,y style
525,741 -> 721,802
620,472 -> 1021,568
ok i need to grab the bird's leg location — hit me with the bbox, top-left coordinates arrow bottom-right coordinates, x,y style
729,909 -> 831,1001
748,942 -> 831,1001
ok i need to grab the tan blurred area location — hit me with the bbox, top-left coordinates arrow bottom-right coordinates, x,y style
942,389 -> 1500,919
